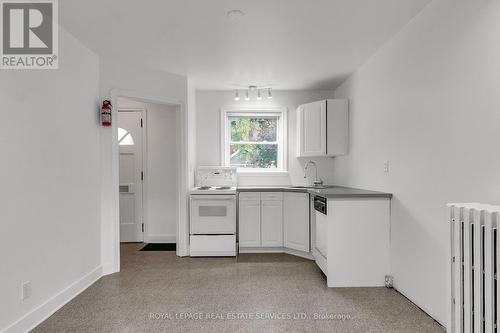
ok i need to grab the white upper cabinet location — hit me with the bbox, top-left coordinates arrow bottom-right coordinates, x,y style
297,99 -> 349,157
299,100 -> 327,156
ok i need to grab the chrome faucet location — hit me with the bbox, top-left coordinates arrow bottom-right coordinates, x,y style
304,160 -> 323,187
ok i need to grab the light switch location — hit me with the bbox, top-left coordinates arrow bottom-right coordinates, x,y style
383,160 -> 389,173
22,281 -> 31,300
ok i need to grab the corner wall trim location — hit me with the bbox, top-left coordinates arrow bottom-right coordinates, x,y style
2,266 -> 103,333
102,262 -> 118,276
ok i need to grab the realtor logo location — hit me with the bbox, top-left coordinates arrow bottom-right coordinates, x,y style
1,0 -> 58,69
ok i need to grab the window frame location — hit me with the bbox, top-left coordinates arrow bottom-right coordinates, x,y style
220,107 -> 288,173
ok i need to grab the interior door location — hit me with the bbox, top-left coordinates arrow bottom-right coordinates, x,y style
118,111 -> 143,242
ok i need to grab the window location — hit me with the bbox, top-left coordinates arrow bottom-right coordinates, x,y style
221,108 -> 286,172
117,127 -> 134,145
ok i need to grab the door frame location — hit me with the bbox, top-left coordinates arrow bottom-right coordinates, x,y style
104,88 -> 188,275
117,108 -> 146,243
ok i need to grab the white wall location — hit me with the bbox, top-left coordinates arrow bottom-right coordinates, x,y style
0,28 -> 101,331
196,90 -> 336,186
146,104 -> 178,242
99,60 -> 189,269
187,79 -> 197,188
333,0 -> 500,325
117,98 -> 178,243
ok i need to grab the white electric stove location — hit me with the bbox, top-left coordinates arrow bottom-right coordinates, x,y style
189,186 -> 237,195
189,167 -> 237,256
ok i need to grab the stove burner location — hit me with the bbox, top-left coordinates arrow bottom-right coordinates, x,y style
197,186 -> 212,190
216,186 -> 231,190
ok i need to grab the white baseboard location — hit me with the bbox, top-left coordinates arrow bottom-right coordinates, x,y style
101,261 -> 119,276
145,234 -> 176,243
284,247 -> 314,260
239,247 -> 283,253
394,287 -> 445,328
239,247 -> 314,260
2,266 -> 103,333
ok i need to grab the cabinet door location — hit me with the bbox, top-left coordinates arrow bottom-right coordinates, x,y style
299,100 -> 326,156
283,192 -> 310,252
325,99 -> 349,156
261,199 -> 283,247
238,200 -> 261,247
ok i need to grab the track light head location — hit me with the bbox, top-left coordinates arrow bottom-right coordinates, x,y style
267,88 -> 273,99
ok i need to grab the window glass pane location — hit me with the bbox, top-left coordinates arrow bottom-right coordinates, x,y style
230,117 -> 277,142
118,127 -> 127,141
230,144 -> 278,169
120,134 -> 134,145
118,127 -> 134,145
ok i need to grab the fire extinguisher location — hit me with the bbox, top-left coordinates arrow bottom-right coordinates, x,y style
101,100 -> 112,127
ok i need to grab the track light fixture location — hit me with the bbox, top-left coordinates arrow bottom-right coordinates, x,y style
233,86 -> 273,101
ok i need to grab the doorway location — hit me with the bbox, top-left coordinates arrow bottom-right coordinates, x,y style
118,110 -> 144,242
104,89 -> 188,274
117,97 -> 179,249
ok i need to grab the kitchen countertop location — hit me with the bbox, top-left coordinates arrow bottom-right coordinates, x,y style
237,185 -> 392,199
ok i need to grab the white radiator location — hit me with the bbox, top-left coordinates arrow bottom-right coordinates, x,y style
448,203 -> 499,333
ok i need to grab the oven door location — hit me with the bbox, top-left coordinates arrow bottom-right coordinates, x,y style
190,195 -> 236,234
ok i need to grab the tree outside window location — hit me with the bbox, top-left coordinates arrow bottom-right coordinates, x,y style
230,117 -> 278,169
223,109 -> 286,172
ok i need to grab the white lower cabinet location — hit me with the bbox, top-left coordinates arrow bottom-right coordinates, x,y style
314,198 -> 391,288
283,192 -> 310,252
261,199 -> 283,247
239,191 -> 307,251
238,198 -> 261,247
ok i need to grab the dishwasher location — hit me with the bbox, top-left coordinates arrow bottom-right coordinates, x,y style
313,195 -> 328,275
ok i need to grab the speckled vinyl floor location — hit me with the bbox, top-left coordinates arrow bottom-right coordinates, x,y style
32,243 -> 444,333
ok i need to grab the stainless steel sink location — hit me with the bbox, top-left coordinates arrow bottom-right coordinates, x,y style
289,185 -> 328,189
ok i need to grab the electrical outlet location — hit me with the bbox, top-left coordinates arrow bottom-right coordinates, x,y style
22,281 -> 31,300
383,160 -> 390,173
385,275 -> 394,288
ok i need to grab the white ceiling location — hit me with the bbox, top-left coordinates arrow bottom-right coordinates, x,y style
60,0 -> 432,90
